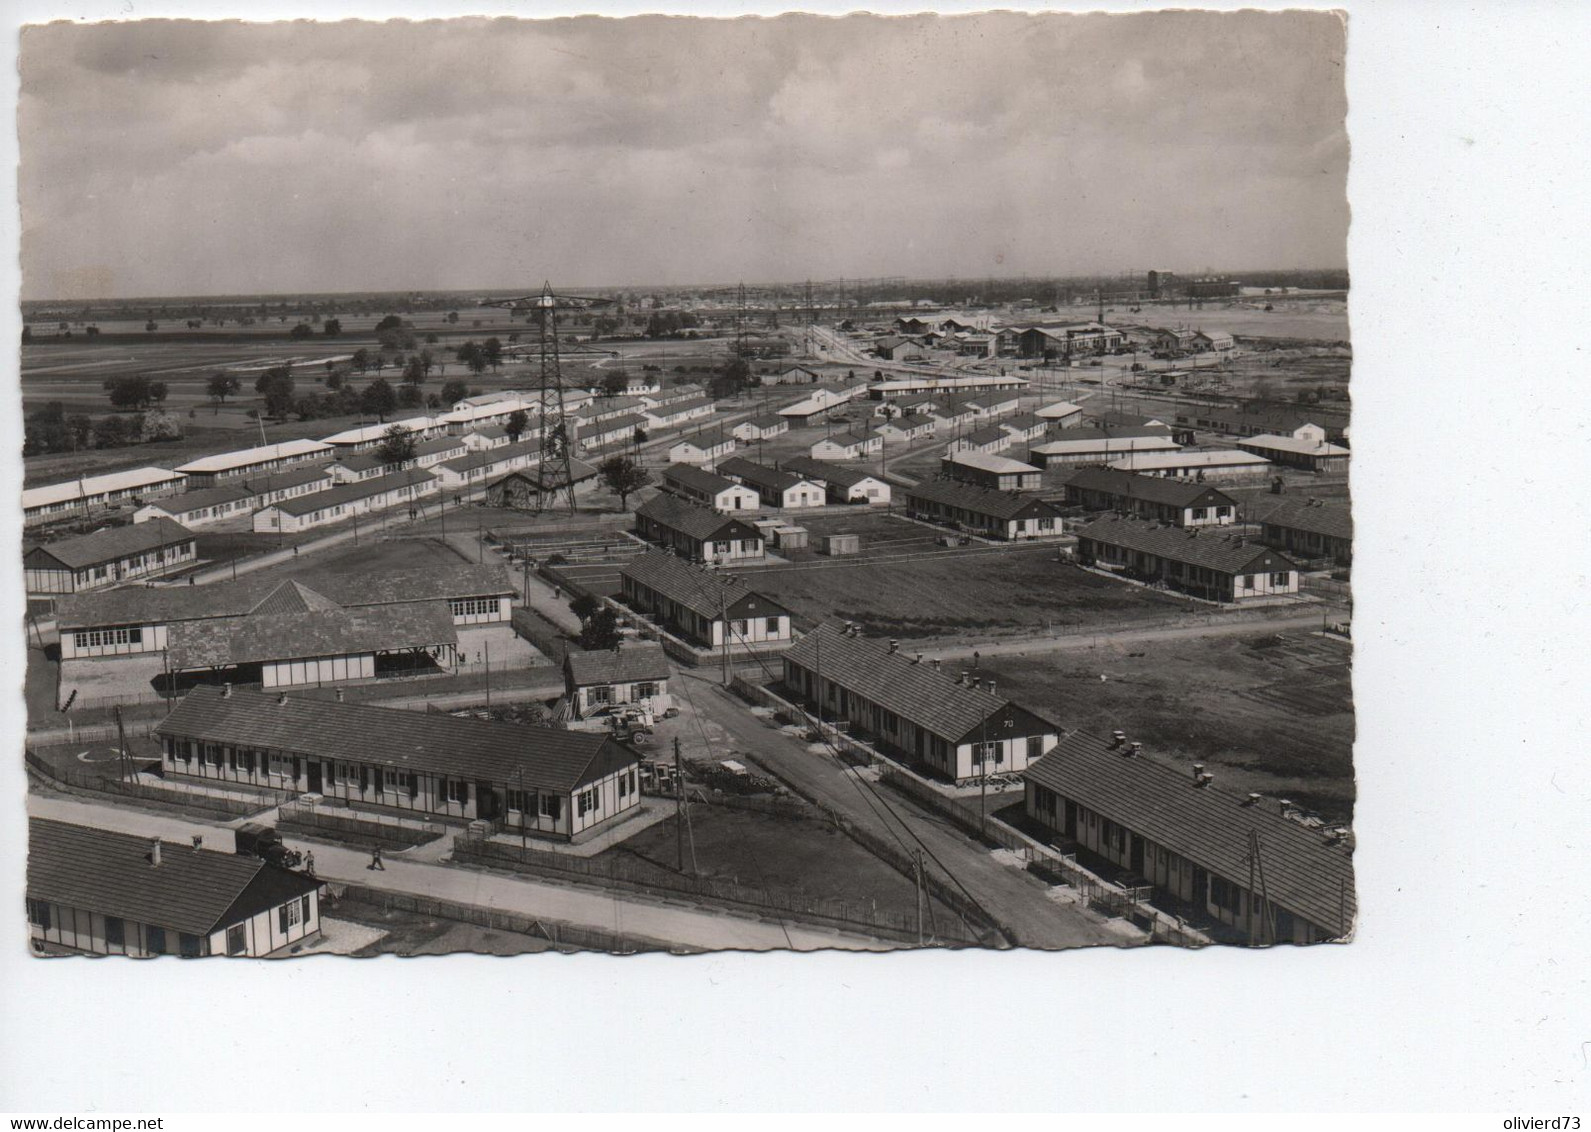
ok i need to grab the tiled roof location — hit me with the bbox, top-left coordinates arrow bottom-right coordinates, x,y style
717,456 -> 807,495
145,485 -> 257,515
1076,516 -> 1298,574
565,642 -> 672,687
960,425 -> 1011,447
240,466 -> 332,494
413,436 -> 470,457
999,413 -> 1046,432
783,623 -> 1007,744
57,565 -> 512,630
25,518 -> 194,571
167,601 -> 457,669
652,396 -> 716,418
1035,400 -> 1084,419
157,685 -> 632,792
777,457 -> 881,490
635,492 -> 759,542
28,818 -> 318,937
620,550 -> 788,622
1042,424 -> 1177,444
1063,467 -> 1237,509
1238,434 -> 1351,457
670,424 -> 734,450
248,580 -> 339,617
1251,497 -> 1354,540
437,440 -> 541,477
662,463 -> 737,496
1024,732 -> 1355,936
906,478 -> 1060,520
741,413 -> 787,430
1108,450 -> 1270,472
816,430 -> 874,449
270,470 -> 435,516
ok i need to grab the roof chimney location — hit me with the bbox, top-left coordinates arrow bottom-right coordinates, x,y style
887,639 -> 899,655
931,658 -> 942,672
1244,792 -> 1261,806
1280,798 -> 1295,815
277,692 -> 288,706
221,682 -> 232,699
1129,741 -> 1143,758
1111,730 -> 1126,748
912,653 -> 923,665
985,679 -> 996,697
335,687 -> 345,702
149,839 -> 162,867
1192,763 -> 1205,781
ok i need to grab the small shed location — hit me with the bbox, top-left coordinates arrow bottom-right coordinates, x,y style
773,526 -> 808,550
821,533 -> 861,557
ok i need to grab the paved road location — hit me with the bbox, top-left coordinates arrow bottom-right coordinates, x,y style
27,794 -> 898,953
676,672 -> 1132,951
919,610 -> 1338,664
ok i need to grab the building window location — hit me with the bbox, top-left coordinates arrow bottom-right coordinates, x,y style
590,685 -> 613,704
105,916 -> 125,947
1027,735 -> 1044,762
732,619 -> 748,638
507,788 -> 532,813
179,933 -> 203,958
634,682 -> 658,699
267,753 -> 290,778
713,540 -> 731,556
73,626 -> 143,649
445,779 -> 469,804
1244,575 -> 1256,589
1191,508 -> 1208,520
26,899 -> 50,930
765,616 -> 780,634
1271,571 -> 1290,587
540,795 -> 562,820
383,767 -> 409,793
205,744 -> 225,768
280,900 -> 302,934
226,923 -> 246,956
449,597 -> 499,618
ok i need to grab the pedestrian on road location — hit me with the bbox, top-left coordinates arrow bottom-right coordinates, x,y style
368,845 -> 385,871
293,545 -> 299,556
305,851 -> 316,876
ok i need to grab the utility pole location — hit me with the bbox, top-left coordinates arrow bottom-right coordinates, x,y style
914,849 -> 927,946
517,767 -> 527,849
674,737 -> 686,874
483,640 -> 491,709
720,583 -> 731,687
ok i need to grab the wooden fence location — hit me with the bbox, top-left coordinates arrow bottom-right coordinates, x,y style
23,749 -> 272,819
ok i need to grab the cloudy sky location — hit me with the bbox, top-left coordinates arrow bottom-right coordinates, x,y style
19,13 -> 1347,300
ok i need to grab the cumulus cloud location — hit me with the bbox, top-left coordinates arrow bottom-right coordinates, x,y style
20,12 -> 1347,299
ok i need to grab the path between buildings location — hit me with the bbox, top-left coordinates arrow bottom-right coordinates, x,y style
26,794 -> 897,953
916,610 -> 1334,663
674,672 -> 1130,951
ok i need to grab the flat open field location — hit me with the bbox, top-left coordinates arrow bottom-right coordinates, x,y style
615,802 -> 942,927
979,629 -> 1355,821
738,521 -> 1192,639
1130,297 -> 1349,343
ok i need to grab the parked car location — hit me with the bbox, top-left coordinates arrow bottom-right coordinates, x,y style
234,822 -> 302,869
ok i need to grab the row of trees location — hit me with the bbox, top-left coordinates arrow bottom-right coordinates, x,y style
24,403 -> 183,456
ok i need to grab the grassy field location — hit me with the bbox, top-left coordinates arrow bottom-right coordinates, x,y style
615,802 -> 941,926
1129,298 -> 1349,343
979,629 -> 1355,821
739,528 -> 1192,639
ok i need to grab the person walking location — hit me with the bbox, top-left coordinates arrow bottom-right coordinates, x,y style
368,845 -> 384,871
304,851 -> 316,877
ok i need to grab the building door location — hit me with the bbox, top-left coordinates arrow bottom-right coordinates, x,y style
1192,867 -> 1209,911
306,761 -> 322,793
1130,834 -> 1146,875
1063,800 -> 1077,839
476,783 -> 498,820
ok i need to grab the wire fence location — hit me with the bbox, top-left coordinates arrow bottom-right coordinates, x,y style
23,748 -> 273,819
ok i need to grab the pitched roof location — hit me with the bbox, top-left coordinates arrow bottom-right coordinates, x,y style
586,412 -> 649,435
144,484 -> 257,514
906,478 -> 1061,521
1035,400 -> 1084,419
24,466 -> 186,511
166,600 -> 458,669
264,470 -> 436,516
815,430 -> 875,449
652,396 -> 716,418
1251,497 -> 1354,540
25,518 -> 195,571
1076,516 -> 1299,574
240,466 -> 333,494
320,417 -> 439,445
635,492 -> 759,541
670,424 -> 734,450
959,425 -> 1012,448
1023,732 -> 1355,936
879,413 -> 936,432
248,580 -> 340,617
28,818 -> 319,937
1042,424 -> 1178,444
176,439 -> 333,475
1237,434 -> 1351,457
437,440 -> 542,477
777,457 -> 883,489
740,412 -> 788,430
1108,450 -> 1270,472
783,624 -> 1008,744
56,564 -> 513,630
717,456 -> 812,495
619,550 -> 789,622
662,463 -> 737,496
413,435 -> 470,457
944,450 -> 1041,476
1063,467 -> 1238,509
156,685 -> 633,792
565,642 -> 672,687
999,413 -> 1046,432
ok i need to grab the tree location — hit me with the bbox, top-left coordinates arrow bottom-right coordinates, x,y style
139,409 -> 183,443
326,367 -> 347,392
289,323 -> 313,338
419,348 -> 435,377
577,606 -> 622,651
323,318 -> 342,335
360,378 -> 397,421
103,374 -> 163,410
482,337 -> 503,372
599,456 -> 653,510
255,365 -> 296,419
350,348 -> 371,373
402,356 -> 426,385
207,372 -> 240,413
601,371 -> 630,398
375,423 -> 417,465
144,320 -> 158,332
570,593 -> 601,623
456,341 -> 487,375
505,409 -> 529,442
710,356 -> 752,400
374,315 -> 403,333
439,379 -> 469,407
396,384 -> 426,410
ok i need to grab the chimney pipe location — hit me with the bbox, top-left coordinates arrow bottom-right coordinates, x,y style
1111,730 -> 1126,748
932,658 -> 942,672
277,692 -> 288,706
913,653 -> 923,665
1280,798 -> 1294,815
335,687 -> 345,702
887,639 -> 899,655
221,682 -> 232,699
150,840 -> 162,867
1192,763 -> 1205,781
1244,792 -> 1261,806
985,679 -> 996,697
1129,741 -> 1143,758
